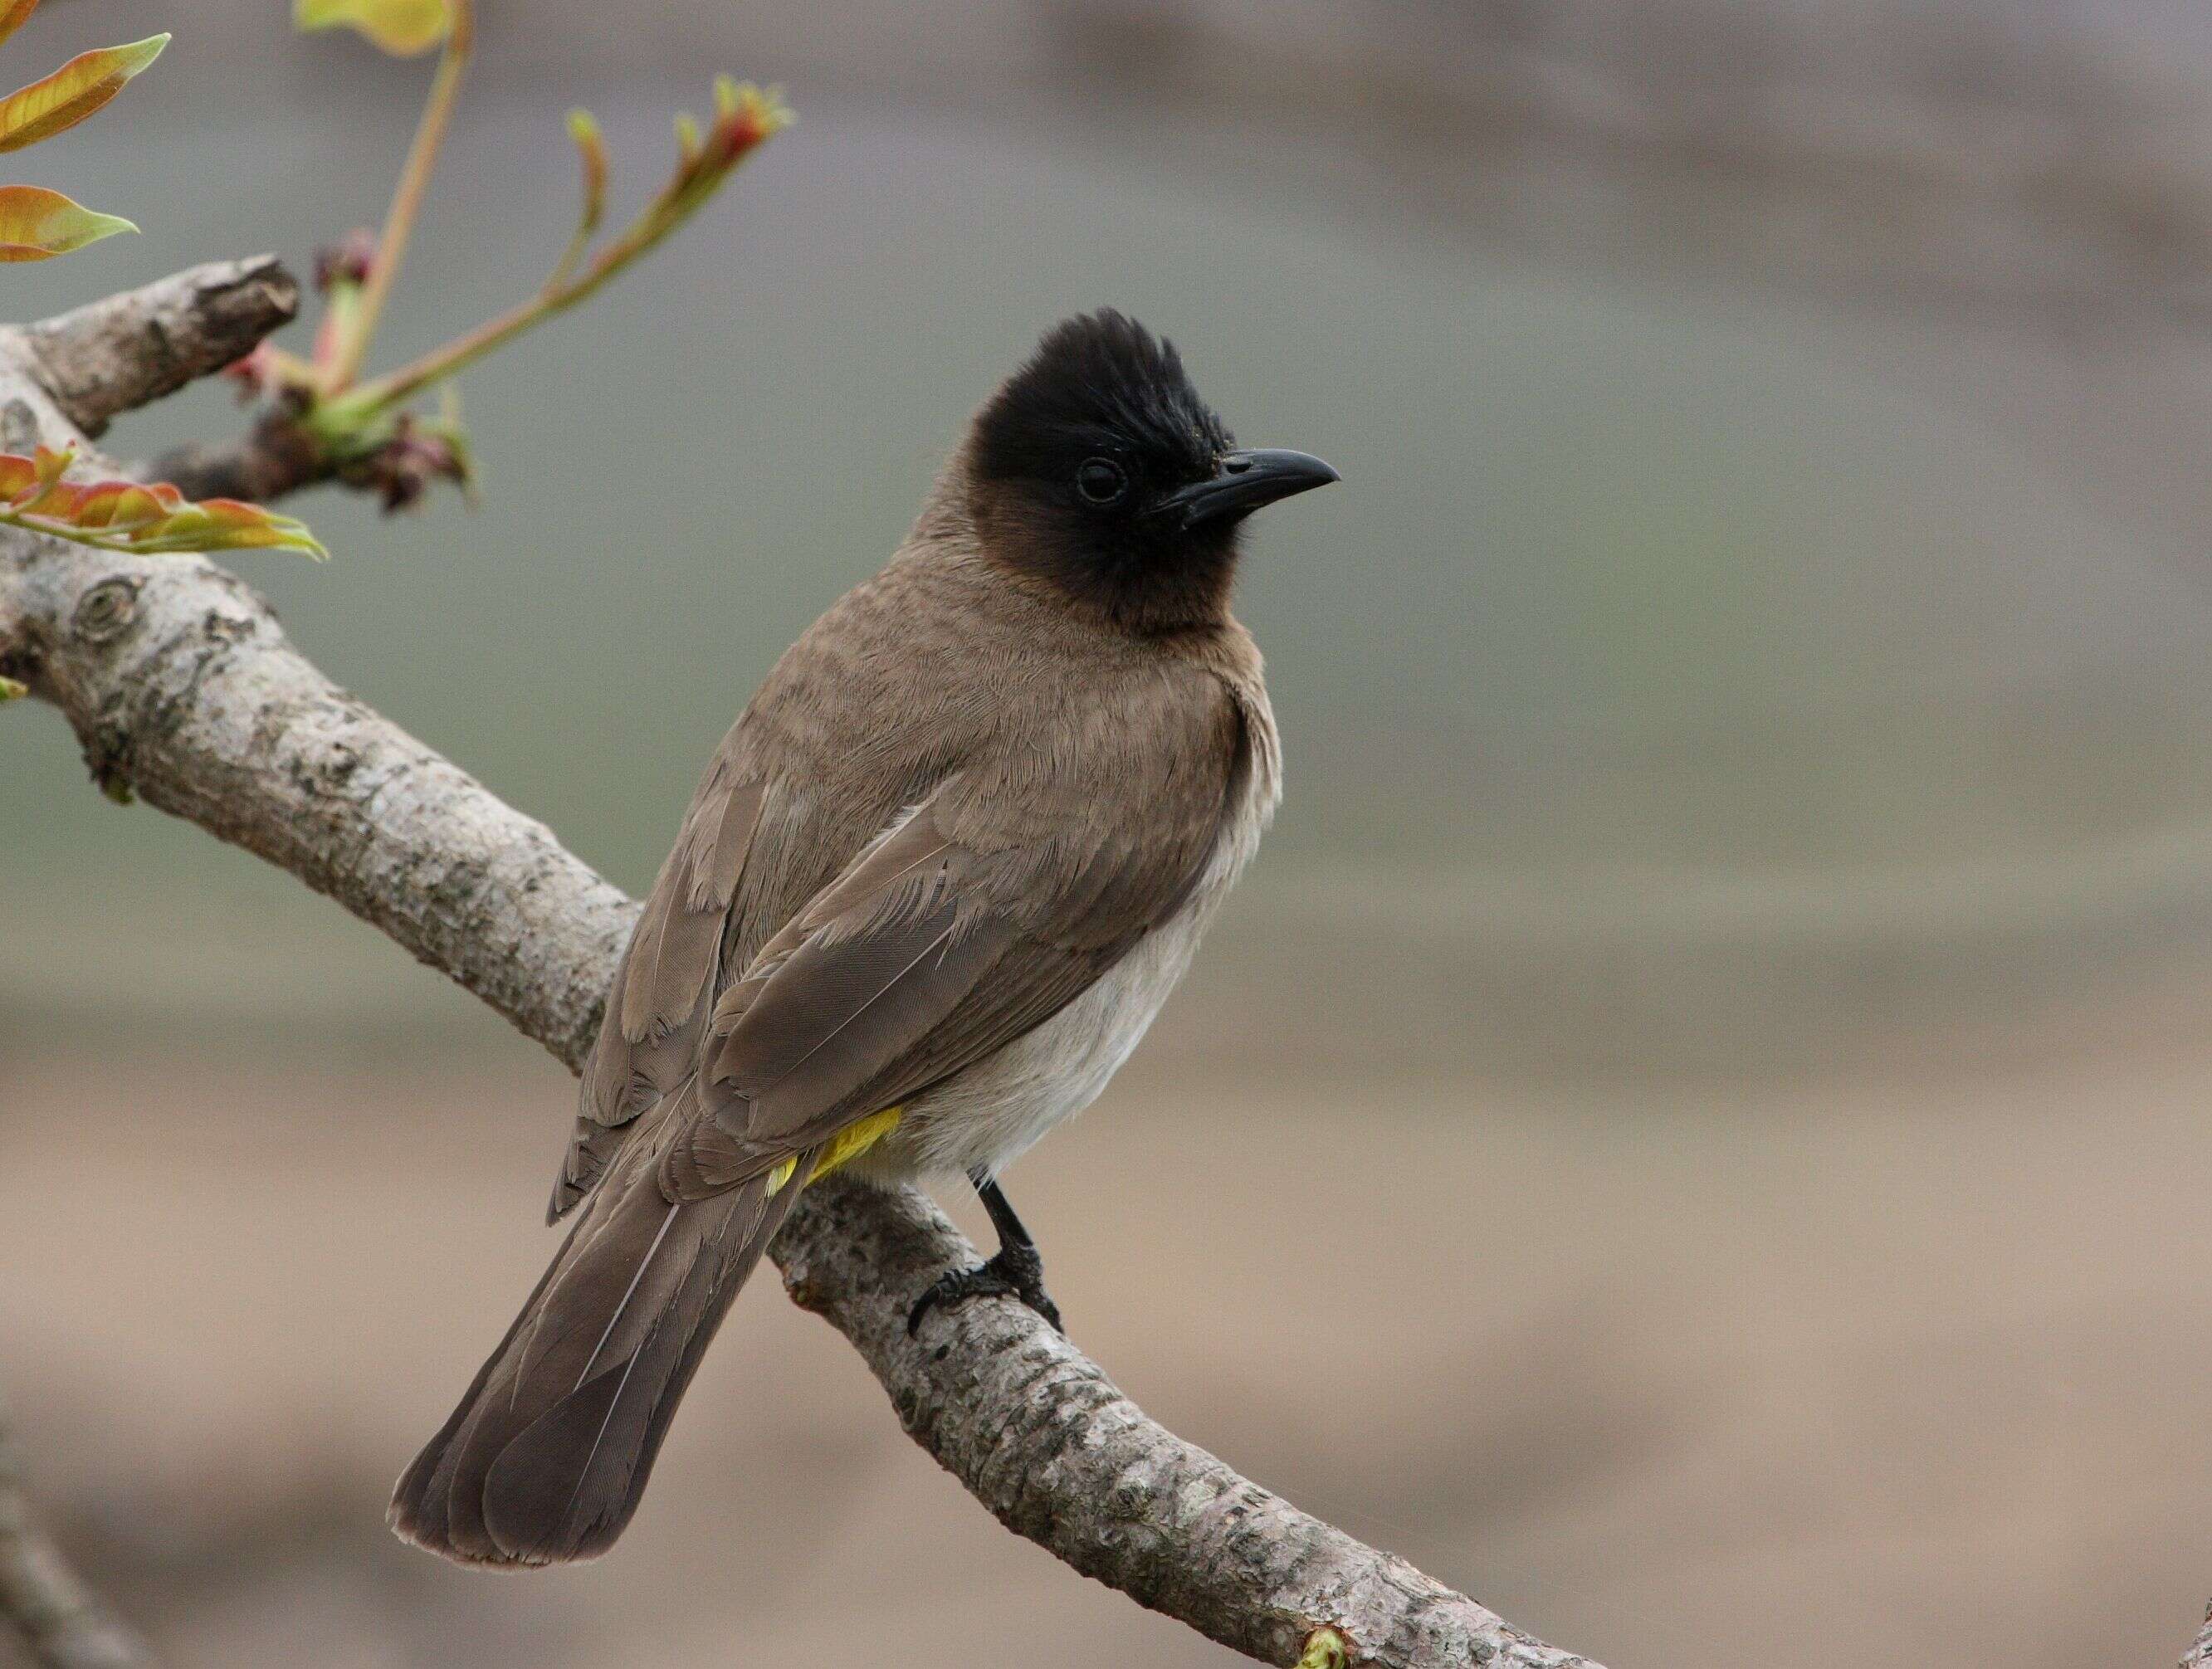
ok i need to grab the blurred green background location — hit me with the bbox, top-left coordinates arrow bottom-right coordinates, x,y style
10,2 -> 2212,1667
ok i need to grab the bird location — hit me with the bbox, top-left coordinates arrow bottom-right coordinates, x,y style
389,309 -> 1338,1567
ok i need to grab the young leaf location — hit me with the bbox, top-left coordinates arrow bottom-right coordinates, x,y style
0,2 -> 39,56
293,0 -> 451,57
123,497 -> 330,556
0,184 -> 133,261
0,445 -> 327,558
0,35 -> 167,154
544,108 -> 606,290
567,109 -> 607,240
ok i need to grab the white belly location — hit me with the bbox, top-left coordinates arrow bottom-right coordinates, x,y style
857,730 -> 1277,1183
879,906 -> 1209,1179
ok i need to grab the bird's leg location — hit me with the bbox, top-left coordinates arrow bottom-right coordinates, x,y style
907,1169 -> 1065,1335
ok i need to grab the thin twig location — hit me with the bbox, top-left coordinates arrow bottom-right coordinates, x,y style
146,412 -> 326,505
327,81 -> 786,420
0,1388 -> 151,1669
320,0 -> 475,393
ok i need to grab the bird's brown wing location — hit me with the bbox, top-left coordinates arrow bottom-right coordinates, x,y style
657,695 -> 1250,1199
551,744 -> 764,1219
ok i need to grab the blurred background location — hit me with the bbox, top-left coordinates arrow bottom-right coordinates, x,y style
7,0 -> 2212,1663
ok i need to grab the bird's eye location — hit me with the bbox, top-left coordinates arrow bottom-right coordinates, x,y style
1074,457 -> 1127,506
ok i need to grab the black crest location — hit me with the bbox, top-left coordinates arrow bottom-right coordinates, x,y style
973,310 -> 1233,490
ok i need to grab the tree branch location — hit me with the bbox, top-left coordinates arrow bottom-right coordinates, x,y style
12,257 -> 296,442
2185,1605 -> 2212,1669
146,413 -> 329,505
7,261 -> 1599,1666
0,1389 -> 152,1669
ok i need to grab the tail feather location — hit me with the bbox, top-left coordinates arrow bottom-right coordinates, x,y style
389,1213 -> 585,1558
392,1116 -> 803,1567
481,1190 -> 784,1562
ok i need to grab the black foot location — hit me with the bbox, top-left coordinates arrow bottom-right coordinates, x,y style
907,1241 -> 1064,1335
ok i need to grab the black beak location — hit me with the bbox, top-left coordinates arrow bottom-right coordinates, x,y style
1160,447 -> 1340,530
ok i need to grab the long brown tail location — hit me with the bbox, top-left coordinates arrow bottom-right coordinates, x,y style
390,1115 -> 798,1567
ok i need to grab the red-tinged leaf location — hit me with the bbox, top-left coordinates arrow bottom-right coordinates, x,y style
105,485 -> 172,529
0,35 -> 166,154
16,481 -> 80,520
0,450 -> 327,559
0,1 -> 39,54
128,498 -> 328,558
710,81 -> 792,162
67,481 -> 168,530
653,83 -> 789,214
0,186 -> 132,261
293,0 -> 450,57
137,500 -> 208,537
209,505 -> 305,543
198,500 -> 281,529
37,480 -> 99,520
130,497 -> 328,559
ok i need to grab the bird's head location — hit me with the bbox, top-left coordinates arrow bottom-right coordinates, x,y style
964,310 -> 1338,634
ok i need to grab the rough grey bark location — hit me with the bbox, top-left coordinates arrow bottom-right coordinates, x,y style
0,1392 -> 149,1669
0,514 -> 637,1068
781,1180 -> 1576,1668
11,256 -> 296,442
2186,1605 -> 2212,1669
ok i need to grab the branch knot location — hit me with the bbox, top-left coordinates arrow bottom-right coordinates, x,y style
71,577 -> 139,646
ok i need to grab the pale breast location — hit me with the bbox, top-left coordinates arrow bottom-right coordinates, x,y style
860,681 -> 1281,1184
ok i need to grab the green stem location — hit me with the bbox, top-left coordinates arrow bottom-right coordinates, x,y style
322,0 -> 476,393
340,194 -> 693,416
315,81 -> 787,433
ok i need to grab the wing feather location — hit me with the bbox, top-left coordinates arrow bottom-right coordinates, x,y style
570,661 -> 1250,1218
553,757 -> 763,1220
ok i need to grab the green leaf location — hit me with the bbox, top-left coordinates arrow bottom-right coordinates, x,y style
0,184 -> 133,261
293,0 -> 450,56
0,673 -> 25,702
0,35 -> 167,154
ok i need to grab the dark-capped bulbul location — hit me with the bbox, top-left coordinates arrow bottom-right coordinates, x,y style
390,310 -> 1338,1566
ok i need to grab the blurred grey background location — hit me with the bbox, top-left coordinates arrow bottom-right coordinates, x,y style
8,1 -> 2212,1665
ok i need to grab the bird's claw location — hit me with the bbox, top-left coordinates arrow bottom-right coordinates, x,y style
906,1242 -> 1064,1335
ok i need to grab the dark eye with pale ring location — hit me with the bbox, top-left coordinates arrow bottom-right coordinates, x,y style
1074,457 -> 1127,506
